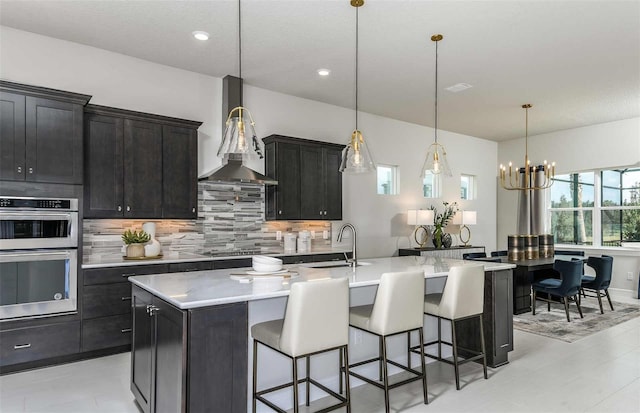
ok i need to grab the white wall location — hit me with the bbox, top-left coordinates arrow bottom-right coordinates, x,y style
497,117 -> 640,291
0,26 -> 498,258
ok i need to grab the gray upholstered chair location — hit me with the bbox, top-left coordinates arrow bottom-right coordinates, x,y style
348,271 -> 428,412
251,277 -> 350,413
422,264 -> 488,390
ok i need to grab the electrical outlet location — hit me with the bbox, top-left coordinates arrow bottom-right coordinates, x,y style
627,272 -> 634,281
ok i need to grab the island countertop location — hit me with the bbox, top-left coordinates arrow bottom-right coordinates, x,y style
128,256 -> 516,310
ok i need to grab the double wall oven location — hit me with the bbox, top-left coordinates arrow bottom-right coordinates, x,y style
0,197 -> 78,320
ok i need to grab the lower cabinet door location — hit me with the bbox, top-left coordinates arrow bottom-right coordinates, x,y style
131,286 -> 153,413
82,313 -> 132,352
0,321 -> 80,367
152,297 -> 186,413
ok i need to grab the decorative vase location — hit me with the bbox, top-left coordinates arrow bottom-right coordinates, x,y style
126,243 -> 145,258
442,233 -> 452,248
433,225 -> 444,249
142,222 -> 162,257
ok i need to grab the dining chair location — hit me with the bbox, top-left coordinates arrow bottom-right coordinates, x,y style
532,259 -> 584,322
579,255 -> 614,313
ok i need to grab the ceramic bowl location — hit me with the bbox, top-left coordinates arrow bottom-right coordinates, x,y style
252,262 -> 283,273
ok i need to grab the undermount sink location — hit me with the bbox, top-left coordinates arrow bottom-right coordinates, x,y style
309,261 -> 372,269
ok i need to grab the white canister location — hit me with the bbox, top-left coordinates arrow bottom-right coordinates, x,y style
284,233 -> 297,252
142,222 -> 156,238
297,231 -> 311,252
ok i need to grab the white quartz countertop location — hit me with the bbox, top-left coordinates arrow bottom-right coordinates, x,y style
128,256 -> 516,310
82,246 -> 351,269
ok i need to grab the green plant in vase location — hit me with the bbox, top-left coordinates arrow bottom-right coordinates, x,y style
122,229 -> 151,258
429,201 -> 459,248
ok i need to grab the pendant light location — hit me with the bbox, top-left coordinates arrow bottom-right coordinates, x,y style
339,0 -> 375,174
499,104 -> 555,190
217,0 -> 263,161
421,34 -> 452,178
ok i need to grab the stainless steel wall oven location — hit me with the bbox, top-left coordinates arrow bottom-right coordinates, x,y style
0,197 -> 78,320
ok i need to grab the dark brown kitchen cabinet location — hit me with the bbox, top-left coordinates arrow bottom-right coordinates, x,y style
162,125 -> 198,218
131,285 -> 247,413
0,81 -> 90,184
83,105 -> 202,219
264,135 -> 344,221
124,119 -> 163,218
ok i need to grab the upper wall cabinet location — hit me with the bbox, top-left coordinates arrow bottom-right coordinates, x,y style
0,81 -> 91,184
84,105 -> 201,219
264,135 -> 344,221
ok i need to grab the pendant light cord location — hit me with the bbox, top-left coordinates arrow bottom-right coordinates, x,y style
238,0 -> 243,103
355,5 -> 359,131
434,38 -> 438,144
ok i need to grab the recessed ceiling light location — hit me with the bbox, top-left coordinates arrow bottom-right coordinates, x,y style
317,68 -> 331,76
445,83 -> 473,93
192,31 -> 210,41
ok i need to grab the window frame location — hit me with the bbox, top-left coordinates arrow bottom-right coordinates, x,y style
548,168 -> 640,247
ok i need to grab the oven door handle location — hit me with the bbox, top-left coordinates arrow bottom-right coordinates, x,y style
0,212 -> 74,220
0,251 -> 72,260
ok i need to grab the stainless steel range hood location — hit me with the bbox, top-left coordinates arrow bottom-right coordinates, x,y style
198,75 -> 277,185
198,154 -> 277,185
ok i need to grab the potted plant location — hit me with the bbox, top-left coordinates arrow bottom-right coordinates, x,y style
122,229 -> 151,258
429,201 -> 459,249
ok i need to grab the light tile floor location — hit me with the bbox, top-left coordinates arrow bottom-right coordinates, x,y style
1,290 -> 638,413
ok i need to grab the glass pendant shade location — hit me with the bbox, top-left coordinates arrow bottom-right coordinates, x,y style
421,142 -> 452,177
217,106 -> 264,160
340,130 -> 375,173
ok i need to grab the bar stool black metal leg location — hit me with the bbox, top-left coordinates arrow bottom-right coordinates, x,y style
381,336 -> 390,413
437,317 -> 442,360
378,336 -> 384,382
343,345 -> 352,413
407,331 -> 412,370
478,314 -> 488,380
252,340 -> 258,413
339,347 -> 344,394
451,319 -> 460,390
292,356 -> 299,413
306,356 -> 310,406
418,327 -> 429,404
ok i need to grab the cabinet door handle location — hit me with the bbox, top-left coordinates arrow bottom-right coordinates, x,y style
121,328 -> 133,333
192,207 -> 196,213
320,210 -> 323,216
278,210 -> 282,215
28,167 -> 33,174
122,273 -> 136,278
324,211 -> 327,215
17,166 -> 22,173
118,205 -> 122,212
121,296 -> 132,301
126,206 -> 131,212
147,305 -> 160,316
14,343 -> 31,350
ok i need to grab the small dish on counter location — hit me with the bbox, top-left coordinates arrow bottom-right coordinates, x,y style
123,254 -> 163,261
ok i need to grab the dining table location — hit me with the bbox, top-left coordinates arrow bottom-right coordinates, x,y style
474,255 -> 586,315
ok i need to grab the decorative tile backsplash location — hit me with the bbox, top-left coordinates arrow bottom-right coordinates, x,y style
83,182 -> 333,259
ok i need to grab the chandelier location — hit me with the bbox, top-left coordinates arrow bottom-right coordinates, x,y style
499,104 -> 555,190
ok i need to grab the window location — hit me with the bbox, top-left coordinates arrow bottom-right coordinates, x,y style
376,165 -> 398,195
423,171 -> 441,198
460,174 -> 476,200
601,169 -> 640,246
548,168 -> 640,247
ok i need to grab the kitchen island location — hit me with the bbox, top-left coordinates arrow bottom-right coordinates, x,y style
128,256 -> 515,413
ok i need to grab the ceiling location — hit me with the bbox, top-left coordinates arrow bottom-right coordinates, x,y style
1,0 -> 639,141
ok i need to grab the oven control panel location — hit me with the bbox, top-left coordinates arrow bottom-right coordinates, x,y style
0,197 -> 75,210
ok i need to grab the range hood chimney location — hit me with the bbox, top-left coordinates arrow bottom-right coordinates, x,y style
199,75 -> 277,185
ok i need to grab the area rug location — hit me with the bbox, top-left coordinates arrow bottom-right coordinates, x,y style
513,298 -> 640,343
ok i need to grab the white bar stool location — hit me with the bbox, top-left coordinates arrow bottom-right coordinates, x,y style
251,277 -> 350,413
347,271 -> 428,413
419,264 -> 488,390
